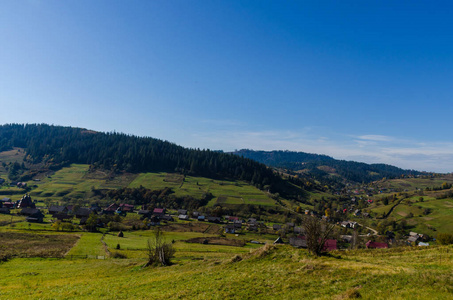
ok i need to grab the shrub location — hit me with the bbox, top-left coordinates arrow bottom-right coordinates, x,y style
437,233 -> 453,245
145,228 -> 175,267
111,251 -> 127,259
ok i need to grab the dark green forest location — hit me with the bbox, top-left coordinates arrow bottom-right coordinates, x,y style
0,124 -> 311,199
233,149 -> 424,184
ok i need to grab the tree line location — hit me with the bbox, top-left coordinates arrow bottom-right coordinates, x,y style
0,124 -> 309,200
234,149 -> 424,185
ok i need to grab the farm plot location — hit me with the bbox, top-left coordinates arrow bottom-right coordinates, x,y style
0,232 -> 79,258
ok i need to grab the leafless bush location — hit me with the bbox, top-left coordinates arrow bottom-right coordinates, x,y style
145,228 -> 175,267
302,216 -> 335,256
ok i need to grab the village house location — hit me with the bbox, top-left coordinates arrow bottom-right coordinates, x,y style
160,215 -> 174,222
207,216 -> 221,223
75,207 -> 92,219
228,216 -> 240,222
341,221 -> 357,229
152,208 -> 166,217
323,239 -> 338,251
118,203 -> 134,213
137,210 -> 151,219
366,240 -> 388,249
16,182 -> 27,188
224,224 -> 236,234
407,232 -> 425,244
178,214 -> 189,221
53,213 -> 73,221
102,203 -> 119,215
340,235 -> 353,243
247,223 -> 258,231
20,207 -> 41,216
25,209 -> 45,223
2,202 -> 15,209
48,205 -> 68,216
178,209 -> 187,215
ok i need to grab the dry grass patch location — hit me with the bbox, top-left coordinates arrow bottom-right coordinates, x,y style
0,232 -> 79,258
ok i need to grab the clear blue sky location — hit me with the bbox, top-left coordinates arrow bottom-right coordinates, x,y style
1,1 -> 453,172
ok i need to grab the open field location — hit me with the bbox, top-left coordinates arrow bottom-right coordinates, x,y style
0,231 -> 79,258
0,148 -> 25,176
130,172 -> 277,206
28,164 -> 135,204
2,242 -> 453,299
378,176 -> 453,192
368,188 -> 453,235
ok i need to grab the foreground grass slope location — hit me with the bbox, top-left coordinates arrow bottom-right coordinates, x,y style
1,244 -> 453,299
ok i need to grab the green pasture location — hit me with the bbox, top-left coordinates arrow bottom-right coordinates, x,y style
2,244 -> 453,299
29,164 -> 133,204
66,232 -> 106,257
130,172 -> 276,206
0,148 -> 25,175
380,176 -> 453,191
370,196 -> 453,235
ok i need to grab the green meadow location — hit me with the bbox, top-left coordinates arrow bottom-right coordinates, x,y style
129,171 -> 276,206
0,164 -> 278,207
29,164 -> 135,204
2,238 -> 453,299
369,188 -> 453,235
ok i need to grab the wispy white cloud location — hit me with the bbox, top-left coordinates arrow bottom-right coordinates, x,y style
182,128 -> 453,173
356,135 -> 394,142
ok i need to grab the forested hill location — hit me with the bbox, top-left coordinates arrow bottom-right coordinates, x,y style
0,124 -> 309,197
233,149 -> 424,184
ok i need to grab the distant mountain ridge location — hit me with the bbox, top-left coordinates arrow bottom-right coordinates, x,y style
233,149 -> 424,184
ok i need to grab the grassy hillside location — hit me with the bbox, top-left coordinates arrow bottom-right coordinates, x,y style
2,185 -> 453,299
24,164 -> 278,207
1,240 -> 453,299
130,172 -> 277,206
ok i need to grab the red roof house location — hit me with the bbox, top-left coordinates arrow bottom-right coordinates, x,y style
366,240 -> 388,249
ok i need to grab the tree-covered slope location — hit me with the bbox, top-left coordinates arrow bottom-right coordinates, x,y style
233,149 -> 423,184
0,124 -> 309,198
